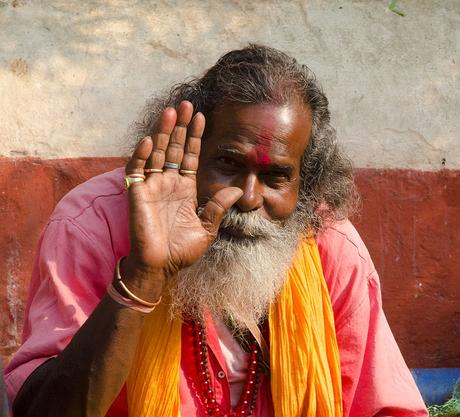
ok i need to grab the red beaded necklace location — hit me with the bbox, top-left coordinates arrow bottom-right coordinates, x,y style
186,320 -> 261,417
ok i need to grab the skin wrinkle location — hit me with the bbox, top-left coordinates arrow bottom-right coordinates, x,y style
247,110 -> 277,167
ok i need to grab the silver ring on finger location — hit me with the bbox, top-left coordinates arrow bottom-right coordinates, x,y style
164,161 -> 181,170
179,169 -> 197,175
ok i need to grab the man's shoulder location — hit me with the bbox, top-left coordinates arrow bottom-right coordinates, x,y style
38,167 -> 130,286
50,167 -> 127,222
316,219 -> 373,266
316,220 -> 378,322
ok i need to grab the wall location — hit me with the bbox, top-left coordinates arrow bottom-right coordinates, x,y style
0,0 -> 459,368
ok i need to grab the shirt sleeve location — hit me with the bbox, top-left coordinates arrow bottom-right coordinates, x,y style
337,271 -> 428,417
317,221 -> 428,417
4,217 -> 115,404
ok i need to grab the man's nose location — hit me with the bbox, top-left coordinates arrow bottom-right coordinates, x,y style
235,173 -> 264,212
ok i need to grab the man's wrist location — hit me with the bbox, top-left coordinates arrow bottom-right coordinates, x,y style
115,255 -> 166,303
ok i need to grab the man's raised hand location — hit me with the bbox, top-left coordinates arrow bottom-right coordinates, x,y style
121,101 -> 242,302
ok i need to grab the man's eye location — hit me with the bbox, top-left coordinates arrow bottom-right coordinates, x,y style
263,172 -> 291,187
217,156 -> 238,167
267,171 -> 290,181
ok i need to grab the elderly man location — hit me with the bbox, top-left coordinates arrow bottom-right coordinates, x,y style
6,45 -> 427,417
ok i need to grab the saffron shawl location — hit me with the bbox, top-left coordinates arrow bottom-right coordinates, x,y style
126,239 -> 343,416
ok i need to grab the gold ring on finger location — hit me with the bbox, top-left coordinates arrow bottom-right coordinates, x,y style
179,169 -> 197,175
144,168 -> 164,174
124,176 -> 145,190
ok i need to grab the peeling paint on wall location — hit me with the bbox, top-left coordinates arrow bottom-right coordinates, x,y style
9,58 -> 28,77
5,242 -> 20,350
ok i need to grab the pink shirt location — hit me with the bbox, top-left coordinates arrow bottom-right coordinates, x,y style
4,168 -> 427,416
213,317 -> 250,408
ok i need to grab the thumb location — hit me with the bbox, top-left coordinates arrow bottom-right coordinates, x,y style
199,187 -> 243,236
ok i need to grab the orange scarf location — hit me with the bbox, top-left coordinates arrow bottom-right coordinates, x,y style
127,239 -> 342,416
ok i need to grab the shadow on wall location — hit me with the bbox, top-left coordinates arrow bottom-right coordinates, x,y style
0,359 -> 8,417
1,0 -> 191,157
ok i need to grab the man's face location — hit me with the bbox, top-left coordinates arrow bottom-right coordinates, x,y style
175,101 -> 313,325
197,101 -> 313,224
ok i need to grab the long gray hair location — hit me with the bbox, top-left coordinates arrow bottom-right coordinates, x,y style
130,44 -> 359,233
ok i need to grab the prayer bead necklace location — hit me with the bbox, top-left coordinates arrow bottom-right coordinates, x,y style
187,320 -> 261,417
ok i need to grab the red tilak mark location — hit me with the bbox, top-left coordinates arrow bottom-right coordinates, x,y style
247,115 -> 278,167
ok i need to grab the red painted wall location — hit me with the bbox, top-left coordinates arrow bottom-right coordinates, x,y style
1,157 -> 459,367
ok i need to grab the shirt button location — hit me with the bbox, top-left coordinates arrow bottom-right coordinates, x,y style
217,370 -> 225,379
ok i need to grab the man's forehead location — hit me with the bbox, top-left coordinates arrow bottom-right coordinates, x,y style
210,101 -> 309,123
216,137 -> 291,157
207,102 -> 311,158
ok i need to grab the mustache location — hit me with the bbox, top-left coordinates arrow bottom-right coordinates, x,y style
218,207 -> 283,239
174,205 -> 303,326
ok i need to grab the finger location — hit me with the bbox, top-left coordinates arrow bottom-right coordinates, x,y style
163,101 -> 193,169
125,137 -> 153,175
146,107 -> 177,171
199,187 -> 244,236
180,112 -> 205,176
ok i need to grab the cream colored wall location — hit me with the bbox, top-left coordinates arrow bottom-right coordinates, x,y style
0,0 -> 458,169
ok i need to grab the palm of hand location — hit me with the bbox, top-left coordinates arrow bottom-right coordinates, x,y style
125,101 -> 242,283
129,173 -> 210,274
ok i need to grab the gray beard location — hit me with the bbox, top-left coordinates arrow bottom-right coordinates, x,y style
170,206 -> 306,330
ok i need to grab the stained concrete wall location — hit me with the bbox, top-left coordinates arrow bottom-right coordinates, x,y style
0,0 -> 459,169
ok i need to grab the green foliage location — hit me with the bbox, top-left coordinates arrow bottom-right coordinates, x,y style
388,0 -> 405,17
454,378 -> 460,400
428,399 -> 460,417
428,379 -> 460,417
